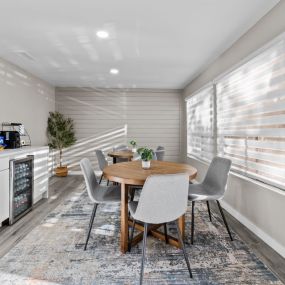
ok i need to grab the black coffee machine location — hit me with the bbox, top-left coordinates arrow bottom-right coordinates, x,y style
0,131 -> 21,149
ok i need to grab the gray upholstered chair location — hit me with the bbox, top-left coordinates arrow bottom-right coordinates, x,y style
151,150 -> 157,160
80,158 -> 120,250
95,149 -> 109,185
188,156 -> 233,244
132,152 -> 141,161
129,152 -> 141,202
129,173 -> 193,284
155,146 -> 165,161
113,144 -> 129,163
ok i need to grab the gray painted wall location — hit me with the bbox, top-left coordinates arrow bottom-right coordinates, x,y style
0,57 -> 55,146
55,88 -> 182,173
182,1 -> 285,257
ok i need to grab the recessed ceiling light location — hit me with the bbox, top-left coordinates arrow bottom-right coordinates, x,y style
110,68 -> 119,75
96,30 -> 109,39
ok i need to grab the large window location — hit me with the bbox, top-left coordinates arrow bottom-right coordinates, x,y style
216,36 -> 285,189
186,85 -> 215,162
186,34 -> 285,190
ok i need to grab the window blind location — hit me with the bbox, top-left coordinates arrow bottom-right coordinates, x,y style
186,85 -> 215,162
216,36 -> 285,189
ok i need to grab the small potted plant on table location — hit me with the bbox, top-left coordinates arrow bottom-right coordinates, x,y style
129,140 -> 137,152
47,112 -> 76,177
137,147 -> 153,169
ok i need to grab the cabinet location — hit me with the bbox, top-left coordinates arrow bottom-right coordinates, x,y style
0,146 -> 49,225
0,169 -> 9,223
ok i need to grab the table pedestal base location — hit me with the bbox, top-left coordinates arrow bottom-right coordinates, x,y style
127,218 -> 183,250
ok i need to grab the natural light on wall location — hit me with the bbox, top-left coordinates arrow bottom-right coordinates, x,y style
186,32 -> 285,190
186,85 -> 215,162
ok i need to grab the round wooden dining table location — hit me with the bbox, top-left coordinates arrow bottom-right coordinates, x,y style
103,160 -> 197,253
107,150 -> 134,163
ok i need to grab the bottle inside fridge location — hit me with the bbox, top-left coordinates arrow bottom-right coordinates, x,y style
9,156 -> 33,224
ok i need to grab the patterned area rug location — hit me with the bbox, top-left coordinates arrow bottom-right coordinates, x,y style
0,183 -> 282,285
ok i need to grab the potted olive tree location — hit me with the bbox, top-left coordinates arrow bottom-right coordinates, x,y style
137,147 -> 153,169
47,112 -> 76,177
129,140 -> 137,152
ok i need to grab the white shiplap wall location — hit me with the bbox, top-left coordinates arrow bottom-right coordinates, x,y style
55,88 -> 182,173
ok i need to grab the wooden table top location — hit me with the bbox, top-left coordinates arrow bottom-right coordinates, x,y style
107,150 -> 134,159
103,160 -> 197,185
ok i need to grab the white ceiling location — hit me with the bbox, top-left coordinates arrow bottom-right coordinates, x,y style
0,0 -> 279,89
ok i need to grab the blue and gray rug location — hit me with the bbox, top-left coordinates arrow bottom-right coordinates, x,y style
0,183 -> 282,285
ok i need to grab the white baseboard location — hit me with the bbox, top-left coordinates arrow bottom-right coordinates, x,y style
220,200 -> 285,258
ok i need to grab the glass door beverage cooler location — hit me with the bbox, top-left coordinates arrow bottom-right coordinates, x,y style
9,156 -> 34,224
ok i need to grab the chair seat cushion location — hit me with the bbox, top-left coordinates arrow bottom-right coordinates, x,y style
188,183 -> 222,201
94,184 -> 121,203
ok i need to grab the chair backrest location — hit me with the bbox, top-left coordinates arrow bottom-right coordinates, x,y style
95,149 -> 108,171
202,156 -> 232,198
113,144 -> 128,151
133,173 -> 189,224
151,150 -> 157,160
80,158 -> 99,203
155,146 -> 165,161
132,152 -> 141,161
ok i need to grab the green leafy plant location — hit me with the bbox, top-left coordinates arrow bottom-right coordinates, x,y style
47,112 -> 76,167
137,147 -> 153,161
129,140 -> 137,147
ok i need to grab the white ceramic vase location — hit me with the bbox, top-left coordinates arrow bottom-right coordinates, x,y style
142,160 -> 151,169
132,147 -> 137,153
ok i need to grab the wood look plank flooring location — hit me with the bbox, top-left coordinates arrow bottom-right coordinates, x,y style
0,176 -> 84,258
0,176 -> 284,284
208,201 -> 285,283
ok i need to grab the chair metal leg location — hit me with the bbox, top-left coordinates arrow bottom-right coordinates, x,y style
128,219 -> 136,252
130,188 -> 135,202
84,203 -> 98,250
191,201 -> 195,245
99,174 -> 103,184
206,201 -> 212,222
140,223 -> 148,285
164,223 -> 168,244
107,180 -> 109,186
175,220 -> 193,279
216,200 -> 233,241
128,188 -> 135,219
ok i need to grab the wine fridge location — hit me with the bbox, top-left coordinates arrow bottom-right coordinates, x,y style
9,156 -> 34,224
